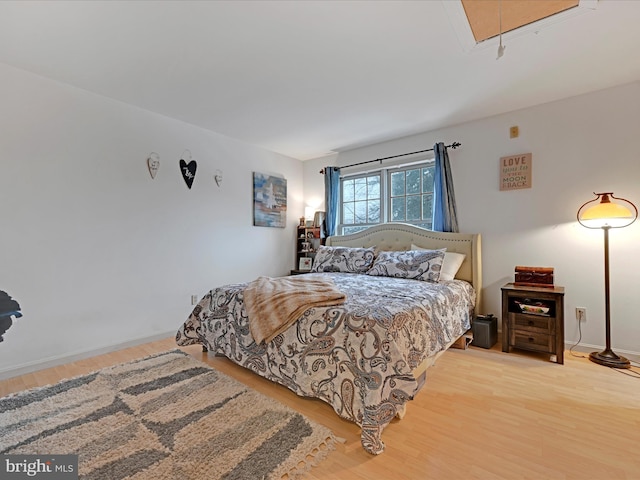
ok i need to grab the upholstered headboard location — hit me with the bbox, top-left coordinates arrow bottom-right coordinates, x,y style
326,223 -> 483,313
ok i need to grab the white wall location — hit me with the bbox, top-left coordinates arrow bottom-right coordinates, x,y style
0,63 -> 304,377
304,81 -> 640,356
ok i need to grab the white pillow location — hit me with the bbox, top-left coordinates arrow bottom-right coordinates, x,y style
411,244 -> 466,282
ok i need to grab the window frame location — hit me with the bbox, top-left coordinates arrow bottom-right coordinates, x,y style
338,172 -> 383,235
387,162 -> 435,230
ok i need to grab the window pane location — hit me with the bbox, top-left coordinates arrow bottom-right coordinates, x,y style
354,178 -> 367,201
343,179 -> 354,202
391,197 -> 405,221
406,169 -> 420,194
368,199 -> 380,223
407,196 -> 421,221
343,202 -> 354,224
354,201 -> 367,224
367,175 -> 380,198
391,171 -> 405,196
422,167 -> 434,193
422,194 -> 433,220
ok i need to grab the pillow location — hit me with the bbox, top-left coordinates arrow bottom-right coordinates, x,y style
440,252 -> 466,281
411,244 -> 466,282
366,249 -> 445,282
311,246 -> 375,273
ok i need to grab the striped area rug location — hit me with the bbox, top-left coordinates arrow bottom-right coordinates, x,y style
0,350 -> 336,479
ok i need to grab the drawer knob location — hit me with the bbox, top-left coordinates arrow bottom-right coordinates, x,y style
528,320 -> 534,326
528,337 -> 535,342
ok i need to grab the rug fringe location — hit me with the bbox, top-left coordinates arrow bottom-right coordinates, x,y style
281,434 -> 339,480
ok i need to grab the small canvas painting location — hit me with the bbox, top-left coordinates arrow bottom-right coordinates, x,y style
253,172 -> 287,228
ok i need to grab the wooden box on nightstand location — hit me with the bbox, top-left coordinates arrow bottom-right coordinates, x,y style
501,283 -> 565,364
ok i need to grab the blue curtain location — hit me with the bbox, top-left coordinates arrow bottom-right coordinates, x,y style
433,142 -> 459,233
323,166 -> 340,237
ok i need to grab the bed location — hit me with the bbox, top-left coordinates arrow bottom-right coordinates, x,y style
176,223 -> 482,454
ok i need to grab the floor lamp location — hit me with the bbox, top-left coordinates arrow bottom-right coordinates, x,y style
577,192 -> 637,369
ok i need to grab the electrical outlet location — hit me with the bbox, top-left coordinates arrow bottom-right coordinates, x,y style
191,295 -> 198,305
576,307 -> 586,322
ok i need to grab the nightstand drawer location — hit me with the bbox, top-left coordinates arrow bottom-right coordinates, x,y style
511,330 -> 553,353
510,313 -> 554,334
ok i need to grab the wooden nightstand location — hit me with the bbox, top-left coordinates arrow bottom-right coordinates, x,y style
501,283 -> 565,364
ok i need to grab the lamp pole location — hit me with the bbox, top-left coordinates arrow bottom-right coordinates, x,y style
589,225 -> 630,368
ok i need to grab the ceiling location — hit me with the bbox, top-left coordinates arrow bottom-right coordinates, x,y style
1,1 -> 639,160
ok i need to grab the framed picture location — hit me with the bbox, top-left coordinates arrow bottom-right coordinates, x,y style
500,153 -> 532,191
299,257 -> 312,271
253,172 -> 287,227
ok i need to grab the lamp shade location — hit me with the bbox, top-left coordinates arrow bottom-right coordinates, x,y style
577,192 -> 637,229
304,206 -> 315,220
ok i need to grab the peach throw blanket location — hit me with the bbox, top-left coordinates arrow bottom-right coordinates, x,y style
245,275 -> 346,345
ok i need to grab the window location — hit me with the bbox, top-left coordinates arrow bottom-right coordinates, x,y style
339,161 -> 435,234
389,165 -> 435,229
340,174 -> 381,235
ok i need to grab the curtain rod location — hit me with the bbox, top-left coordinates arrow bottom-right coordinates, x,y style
319,142 -> 461,174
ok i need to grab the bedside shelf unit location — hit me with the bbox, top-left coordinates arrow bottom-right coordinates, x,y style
295,225 -> 323,272
501,283 -> 565,364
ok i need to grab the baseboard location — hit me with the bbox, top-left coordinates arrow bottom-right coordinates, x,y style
2,334 -> 637,381
0,330 -> 176,381
564,342 -> 640,363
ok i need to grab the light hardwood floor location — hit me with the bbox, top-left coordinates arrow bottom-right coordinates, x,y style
2,339 -> 639,479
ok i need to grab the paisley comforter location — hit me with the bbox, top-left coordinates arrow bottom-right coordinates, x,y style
176,272 -> 475,454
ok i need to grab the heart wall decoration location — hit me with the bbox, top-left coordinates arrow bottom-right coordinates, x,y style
146,152 -> 160,179
179,149 -> 197,189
